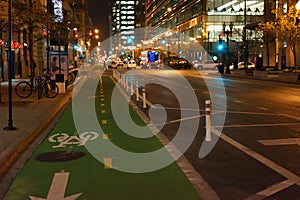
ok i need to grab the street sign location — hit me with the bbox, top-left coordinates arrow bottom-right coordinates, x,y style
0,0 -> 8,19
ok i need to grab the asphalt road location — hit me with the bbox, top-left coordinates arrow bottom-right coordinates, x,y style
124,69 -> 300,200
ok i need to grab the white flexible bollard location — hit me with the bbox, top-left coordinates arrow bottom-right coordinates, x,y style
126,77 -> 129,92
123,75 -> 126,88
142,86 -> 146,108
130,81 -> 134,96
205,100 -> 212,142
136,81 -> 139,101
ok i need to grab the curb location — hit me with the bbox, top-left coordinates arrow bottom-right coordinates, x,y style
222,73 -> 300,84
0,90 -> 72,181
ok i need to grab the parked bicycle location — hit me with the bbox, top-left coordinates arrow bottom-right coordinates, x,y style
15,75 -> 59,98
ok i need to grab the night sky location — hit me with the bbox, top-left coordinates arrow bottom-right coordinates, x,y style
88,0 -> 115,42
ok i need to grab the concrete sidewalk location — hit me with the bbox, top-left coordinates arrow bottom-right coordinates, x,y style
0,79 -> 72,183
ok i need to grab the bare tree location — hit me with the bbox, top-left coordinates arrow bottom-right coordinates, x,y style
259,0 -> 300,68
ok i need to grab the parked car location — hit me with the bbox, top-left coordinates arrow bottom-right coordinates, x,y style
229,61 -> 256,70
193,60 -> 218,70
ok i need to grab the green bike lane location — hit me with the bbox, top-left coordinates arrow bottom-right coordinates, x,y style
4,76 -> 202,200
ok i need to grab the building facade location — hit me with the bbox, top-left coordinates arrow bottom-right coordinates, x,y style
146,0 -> 265,67
0,0 -> 91,81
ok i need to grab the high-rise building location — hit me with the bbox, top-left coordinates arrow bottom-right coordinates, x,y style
109,0 -> 146,56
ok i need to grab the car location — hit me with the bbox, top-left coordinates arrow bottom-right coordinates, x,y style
107,61 -> 117,69
193,60 -> 218,70
166,57 -> 192,70
229,61 -> 256,70
148,62 -> 160,69
123,60 -> 136,69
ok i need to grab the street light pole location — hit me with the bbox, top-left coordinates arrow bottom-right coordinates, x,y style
223,22 -> 233,73
243,0 -> 248,70
4,0 -> 17,130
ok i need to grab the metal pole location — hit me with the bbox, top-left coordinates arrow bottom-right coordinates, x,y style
46,25 -> 50,74
142,86 -> 146,108
225,32 -> 230,74
4,0 -> 17,130
244,0 -> 248,69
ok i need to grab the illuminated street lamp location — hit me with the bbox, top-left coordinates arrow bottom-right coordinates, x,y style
296,0 -> 300,10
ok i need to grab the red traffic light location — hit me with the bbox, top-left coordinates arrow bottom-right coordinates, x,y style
88,31 -> 93,37
74,33 -> 79,38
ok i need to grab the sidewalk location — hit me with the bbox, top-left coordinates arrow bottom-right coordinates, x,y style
223,69 -> 300,84
0,80 -> 72,190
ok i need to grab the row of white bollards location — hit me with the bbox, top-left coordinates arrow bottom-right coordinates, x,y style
113,70 -> 212,141
114,73 -> 147,109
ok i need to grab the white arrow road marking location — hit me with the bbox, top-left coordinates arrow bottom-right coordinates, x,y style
258,138 -> 300,146
30,171 -> 82,200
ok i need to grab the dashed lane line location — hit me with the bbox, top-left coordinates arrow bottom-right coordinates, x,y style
234,100 -> 242,103
257,107 -> 269,111
102,134 -> 109,140
104,158 -> 113,169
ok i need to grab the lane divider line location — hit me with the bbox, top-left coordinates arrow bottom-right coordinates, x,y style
102,134 -> 109,140
104,158 -> 112,169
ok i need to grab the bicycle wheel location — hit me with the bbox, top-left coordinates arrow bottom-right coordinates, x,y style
42,82 -> 59,98
15,81 -> 32,98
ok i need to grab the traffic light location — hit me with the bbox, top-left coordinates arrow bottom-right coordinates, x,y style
74,33 -> 79,39
73,43 -> 79,50
217,43 -> 224,51
88,31 -> 93,38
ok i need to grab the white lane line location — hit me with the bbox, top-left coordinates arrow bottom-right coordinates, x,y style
212,128 -> 300,197
257,107 -> 269,111
258,138 -> 300,146
225,111 -> 282,116
214,122 -> 300,128
256,179 -> 296,197
151,106 -> 201,111
234,100 -> 242,103
154,114 -> 204,126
